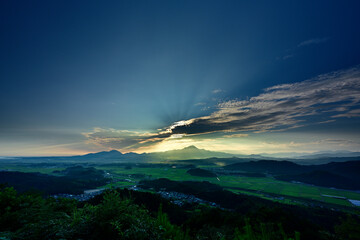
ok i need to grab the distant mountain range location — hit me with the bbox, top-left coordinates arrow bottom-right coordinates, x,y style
76,146 -> 360,163
260,150 -> 360,159
2,145 -> 360,164
69,145 -> 256,163
147,145 -> 263,160
2,146 -> 360,190
297,150 -> 360,159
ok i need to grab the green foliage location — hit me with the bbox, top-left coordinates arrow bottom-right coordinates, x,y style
96,190 -> 160,239
156,204 -> 190,240
335,215 -> 360,240
0,186 -> 77,239
0,187 -> 194,240
0,170 -> 108,195
233,219 -> 300,240
1,186 -> 359,240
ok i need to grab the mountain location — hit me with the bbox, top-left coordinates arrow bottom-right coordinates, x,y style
74,148 -> 360,163
259,152 -> 312,158
7,146 -> 248,163
297,150 -> 360,159
172,157 -> 254,166
81,150 -> 123,159
9,147 -> 360,165
147,145 -> 255,160
75,146 -> 246,162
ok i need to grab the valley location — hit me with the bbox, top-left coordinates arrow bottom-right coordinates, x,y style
1,153 -> 360,210
1,147 -> 360,239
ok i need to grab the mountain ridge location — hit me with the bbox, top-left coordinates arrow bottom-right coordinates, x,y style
5,146 -> 360,164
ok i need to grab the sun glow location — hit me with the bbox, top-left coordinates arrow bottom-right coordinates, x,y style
150,138 -> 197,152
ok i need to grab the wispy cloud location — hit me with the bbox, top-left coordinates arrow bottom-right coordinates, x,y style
318,138 -> 360,146
169,67 -> 360,135
280,37 -> 329,60
84,67 -> 360,151
332,109 -> 360,118
212,89 -> 224,94
282,54 -> 294,60
83,128 -> 170,151
246,138 -> 360,154
298,37 -> 329,47
223,133 -> 249,138
194,102 -> 206,106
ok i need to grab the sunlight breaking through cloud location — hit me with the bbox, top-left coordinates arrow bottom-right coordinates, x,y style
170,67 -> 360,135
84,67 -> 360,151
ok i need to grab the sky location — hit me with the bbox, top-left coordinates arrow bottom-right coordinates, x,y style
1,0 -> 360,156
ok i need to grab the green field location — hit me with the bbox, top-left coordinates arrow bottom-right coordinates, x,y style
97,165 -> 360,208
1,162 -> 360,209
0,163 -> 66,174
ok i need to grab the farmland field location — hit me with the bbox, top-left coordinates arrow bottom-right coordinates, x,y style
1,162 -> 360,209
97,165 -> 360,209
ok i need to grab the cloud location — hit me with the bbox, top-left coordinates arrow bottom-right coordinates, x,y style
223,133 -> 249,138
169,67 -> 360,135
212,89 -> 224,94
298,37 -> 329,47
282,54 -> 294,60
84,67 -> 360,151
318,138 -> 359,146
332,109 -> 360,118
280,37 -> 328,60
194,102 -> 206,106
247,138 -> 360,154
83,128 -> 170,151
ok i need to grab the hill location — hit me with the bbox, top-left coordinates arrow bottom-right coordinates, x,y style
276,170 -> 360,190
186,168 -> 217,177
0,166 -> 109,194
81,150 -> 123,159
3,186 -> 358,240
224,160 -> 360,190
224,160 -> 307,175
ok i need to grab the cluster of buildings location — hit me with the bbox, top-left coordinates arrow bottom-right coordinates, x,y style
157,191 -> 218,207
52,188 -> 104,201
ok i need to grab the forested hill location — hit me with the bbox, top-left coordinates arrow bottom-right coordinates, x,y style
0,166 -> 109,195
2,185 -> 360,239
224,160 -> 360,190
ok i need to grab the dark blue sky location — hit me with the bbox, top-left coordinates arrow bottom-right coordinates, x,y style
1,0 -> 360,155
